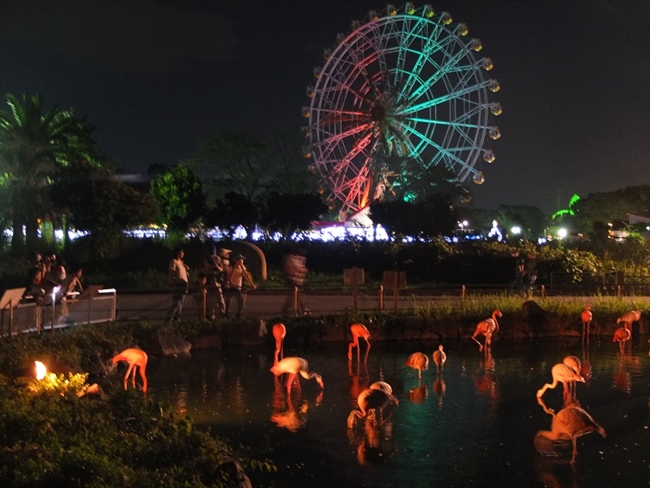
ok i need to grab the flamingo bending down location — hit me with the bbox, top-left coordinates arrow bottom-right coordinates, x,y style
581,305 -> 592,341
269,356 -> 324,393
471,310 -> 502,352
432,345 -> 447,373
272,323 -> 286,366
404,352 -> 429,380
616,310 -> 641,329
535,402 -> 606,464
612,326 -> 631,354
536,363 -> 584,399
112,348 -> 148,393
369,381 -> 393,395
347,388 -> 399,428
348,323 -> 371,360
562,356 -> 582,398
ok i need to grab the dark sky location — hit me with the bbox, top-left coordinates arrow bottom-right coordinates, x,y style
1,0 -> 648,214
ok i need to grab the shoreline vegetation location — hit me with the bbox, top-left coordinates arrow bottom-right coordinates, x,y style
1,297 -> 647,486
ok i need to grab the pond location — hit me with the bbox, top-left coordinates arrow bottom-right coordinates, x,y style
150,335 -> 650,487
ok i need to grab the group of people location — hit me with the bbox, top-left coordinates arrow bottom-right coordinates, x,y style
24,251 -> 84,324
167,245 -> 257,322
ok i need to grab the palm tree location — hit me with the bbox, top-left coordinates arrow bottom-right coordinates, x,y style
0,93 -> 100,252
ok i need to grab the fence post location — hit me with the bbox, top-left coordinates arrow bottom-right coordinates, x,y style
293,286 -> 299,316
541,284 -> 545,298
379,285 -> 384,310
201,289 -> 207,320
461,285 -> 466,300
617,285 -> 621,297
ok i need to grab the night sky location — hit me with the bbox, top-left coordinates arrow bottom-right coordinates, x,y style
1,0 -> 648,214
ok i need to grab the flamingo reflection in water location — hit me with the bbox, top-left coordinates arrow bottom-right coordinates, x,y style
404,352 -> 429,381
535,397 -> 606,464
471,310 -> 502,352
432,378 -> 445,408
407,384 -> 428,404
347,386 -> 399,428
270,357 -> 324,393
270,377 -> 309,432
474,347 -> 499,403
536,363 -> 584,400
348,416 -> 396,465
348,323 -> 371,361
272,323 -> 286,366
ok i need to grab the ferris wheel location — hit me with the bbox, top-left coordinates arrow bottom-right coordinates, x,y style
303,3 -> 502,219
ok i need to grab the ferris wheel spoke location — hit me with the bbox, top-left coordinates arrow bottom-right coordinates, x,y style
399,122 -> 474,172
314,124 -> 372,164
402,79 -> 490,115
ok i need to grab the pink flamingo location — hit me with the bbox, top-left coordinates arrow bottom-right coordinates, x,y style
612,326 -> 631,355
617,310 -> 641,330
404,352 -> 429,380
347,387 -> 399,428
471,310 -> 502,352
562,355 -> 582,399
581,305 -> 592,342
269,357 -> 324,393
272,323 -> 286,366
348,323 -> 371,360
112,348 -> 148,393
432,345 -> 446,373
536,363 -> 584,399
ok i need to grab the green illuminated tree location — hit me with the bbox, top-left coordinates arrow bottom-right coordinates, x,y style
0,93 -> 100,253
150,164 -> 206,233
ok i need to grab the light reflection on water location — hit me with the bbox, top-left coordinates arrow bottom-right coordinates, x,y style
150,338 -> 650,487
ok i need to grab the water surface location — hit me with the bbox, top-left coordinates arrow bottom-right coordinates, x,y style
151,337 -> 650,487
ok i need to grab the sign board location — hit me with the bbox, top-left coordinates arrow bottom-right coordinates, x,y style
344,268 -> 365,286
0,288 -> 26,309
383,271 -> 406,290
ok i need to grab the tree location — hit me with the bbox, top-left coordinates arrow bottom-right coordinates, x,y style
260,192 -> 327,240
496,204 -> 548,241
51,160 -> 158,256
204,192 -> 258,239
0,93 -> 100,253
150,164 -> 206,233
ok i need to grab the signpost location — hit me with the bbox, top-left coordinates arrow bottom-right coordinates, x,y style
383,271 -> 406,311
344,267 -> 365,310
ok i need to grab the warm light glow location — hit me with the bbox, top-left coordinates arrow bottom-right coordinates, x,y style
35,361 -> 47,380
558,228 -> 567,238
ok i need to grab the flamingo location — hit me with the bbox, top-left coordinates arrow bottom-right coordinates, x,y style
535,400 -> 606,464
612,326 -> 631,354
581,305 -> 592,342
272,323 -> 286,366
536,363 -> 584,399
404,352 -> 429,380
269,356 -> 324,393
369,381 -> 393,395
616,310 -> 641,330
347,387 -> 399,428
562,356 -> 581,399
111,348 -> 148,393
348,323 -> 371,360
471,310 -> 502,352
432,345 -> 446,373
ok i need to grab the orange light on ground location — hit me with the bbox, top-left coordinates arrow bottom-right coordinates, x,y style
35,361 -> 47,380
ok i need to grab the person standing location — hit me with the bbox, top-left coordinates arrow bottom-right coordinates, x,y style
57,267 -> 83,324
167,248 -> 189,322
225,254 -> 256,319
200,246 -> 226,317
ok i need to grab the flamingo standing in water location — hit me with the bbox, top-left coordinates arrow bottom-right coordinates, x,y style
432,345 -> 447,373
272,323 -> 286,366
581,305 -> 592,342
612,325 -> 632,354
404,352 -> 429,380
562,356 -> 582,399
617,310 -> 641,330
536,363 -> 584,399
471,310 -> 502,352
347,387 -> 399,428
112,348 -> 148,393
535,399 -> 606,464
269,356 -> 324,393
369,381 -> 393,395
348,323 -> 371,360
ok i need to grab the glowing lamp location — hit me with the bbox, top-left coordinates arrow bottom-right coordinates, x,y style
441,12 -> 453,24
558,228 -> 568,238
482,57 -> 494,71
472,171 -> 485,185
489,79 -> 500,93
405,2 -> 416,15
490,103 -> 503,116
511,226 -> 521,235
483,150 -> 495,163
456,23 -> 468,36
306,86 -> 315,98
35,361 -> 47,380
489,127 -> 501,140
423,5 -> 435,18
471,38 -> 483,52
388,5 -> 397,16
301,106 -> 310,118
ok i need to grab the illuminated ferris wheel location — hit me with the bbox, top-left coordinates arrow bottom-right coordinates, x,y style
303,3 -> 502,219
